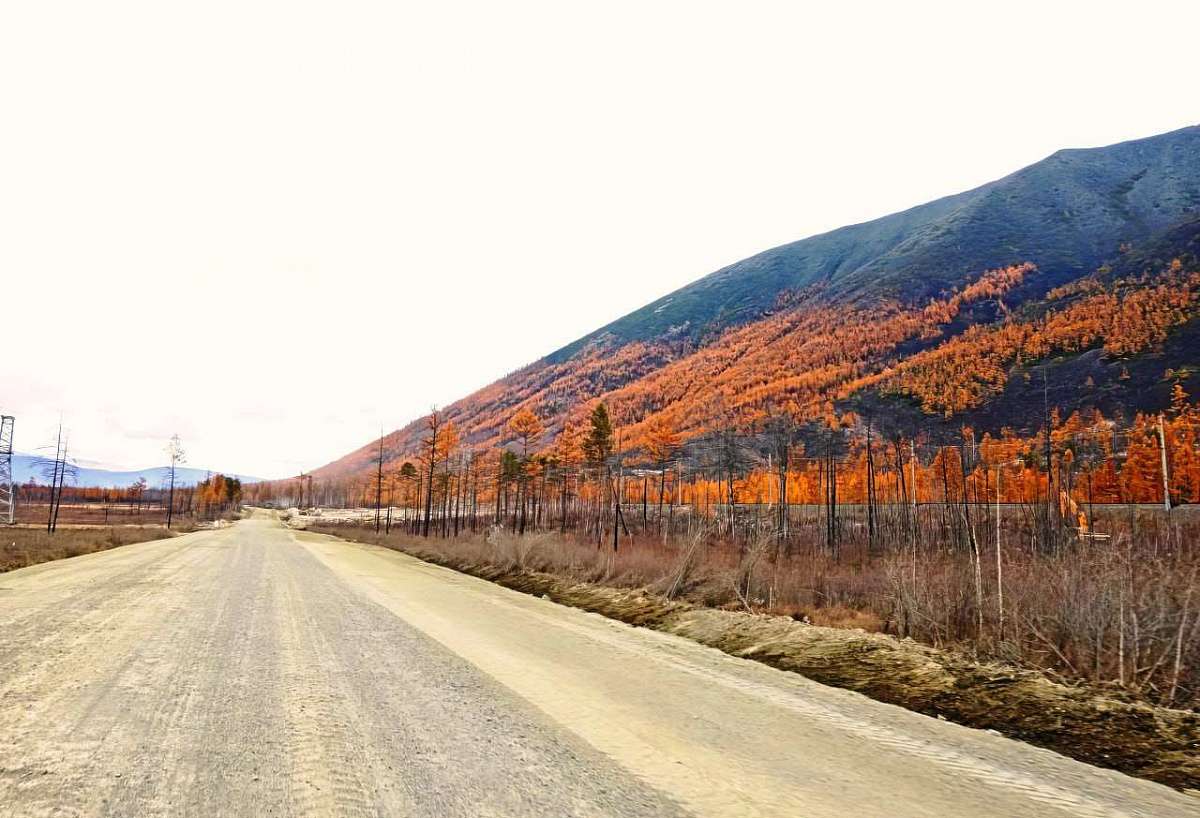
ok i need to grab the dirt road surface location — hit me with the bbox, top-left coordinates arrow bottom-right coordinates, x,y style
1,515 -> 1195,817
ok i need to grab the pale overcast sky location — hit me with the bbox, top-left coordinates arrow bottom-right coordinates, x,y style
3,1 -> 1198,478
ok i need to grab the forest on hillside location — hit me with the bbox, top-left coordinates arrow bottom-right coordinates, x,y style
257,137 -> 1200,710
250,248 -> 1200,708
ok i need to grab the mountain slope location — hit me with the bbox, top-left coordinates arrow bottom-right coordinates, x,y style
315,125 -> 1200,479
552,125 -> 1200,358
845,216 -> 1200,432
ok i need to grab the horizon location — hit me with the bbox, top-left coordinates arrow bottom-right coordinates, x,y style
5,1 -> 1199,479
12,450 -> 262,481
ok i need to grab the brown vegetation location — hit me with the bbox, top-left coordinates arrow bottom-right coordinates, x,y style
16,473 -> 245,530
259,246 -> 1200,786
295,251 -> 1198,495
269,355 -> 1200,721
311,503 -> 1200,712
310,522 -> 1200,790
12,502 -> 174,527
0,526 -> 174,573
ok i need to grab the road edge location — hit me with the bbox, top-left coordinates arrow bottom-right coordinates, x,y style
308,526 -> 1200,793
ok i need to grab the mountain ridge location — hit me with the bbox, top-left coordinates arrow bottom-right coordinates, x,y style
550,124 -> 1200,360
313,125 -> 1200,481
12,454 -> 262,489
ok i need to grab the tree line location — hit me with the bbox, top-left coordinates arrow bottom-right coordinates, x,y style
250,382 -> 1200,555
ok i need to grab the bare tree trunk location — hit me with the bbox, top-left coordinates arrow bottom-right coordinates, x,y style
866,422 -> 877,551
374,433 -> 384,534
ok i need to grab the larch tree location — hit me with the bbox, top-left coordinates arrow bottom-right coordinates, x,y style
507,408 -> 544,534
554,423 -> 584,531
583,403 -> 615,545
761,409 -> 798,540
644,414 -> 680,532
398,461 -> 418,526
582,403 -> 613,467
419,409 -> 444,537
436,422 -> 460,535
508,408 -> 544,458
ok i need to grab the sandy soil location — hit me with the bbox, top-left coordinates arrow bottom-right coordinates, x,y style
0,513 -> 1195,817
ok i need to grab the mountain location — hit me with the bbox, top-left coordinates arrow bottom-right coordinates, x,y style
12,454 -> 262,489
552,125 -> 1200,358
315,125 -> 1200,480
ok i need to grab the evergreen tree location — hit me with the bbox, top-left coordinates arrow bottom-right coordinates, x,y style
583,403 -> 613,467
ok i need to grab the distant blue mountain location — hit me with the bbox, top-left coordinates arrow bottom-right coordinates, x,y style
11,454 -> 261,489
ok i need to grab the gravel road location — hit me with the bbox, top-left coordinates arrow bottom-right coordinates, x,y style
0,514 -> 1195,817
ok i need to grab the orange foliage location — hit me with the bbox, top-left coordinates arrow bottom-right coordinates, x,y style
878,263 -> 1200,415
314,258 -> 1200,509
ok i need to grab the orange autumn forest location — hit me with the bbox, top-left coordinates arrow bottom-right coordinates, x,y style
253,127 -> 1200,711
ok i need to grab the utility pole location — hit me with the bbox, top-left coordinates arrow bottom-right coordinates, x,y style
1157,414 -> 1172,513
0,415 -> 14,525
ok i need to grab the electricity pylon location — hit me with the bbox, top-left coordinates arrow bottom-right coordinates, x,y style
0,415 -> 14,525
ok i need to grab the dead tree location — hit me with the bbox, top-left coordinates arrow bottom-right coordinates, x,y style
420,409 -> 444,538
165,434 -> 186,529
762,409 -> 799,544
37,423 -> 76,534
373,431 -> 386,534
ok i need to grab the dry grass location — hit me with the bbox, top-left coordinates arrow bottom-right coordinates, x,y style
14,502 -> 175,527
309,524 -> 919,631
311,517 -> 1199,711
0,527 -> 173,573
792,604 -> 884,631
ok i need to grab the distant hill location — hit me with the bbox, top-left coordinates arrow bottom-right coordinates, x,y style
315,125 -> 1200,481
12,454 -> 262,489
